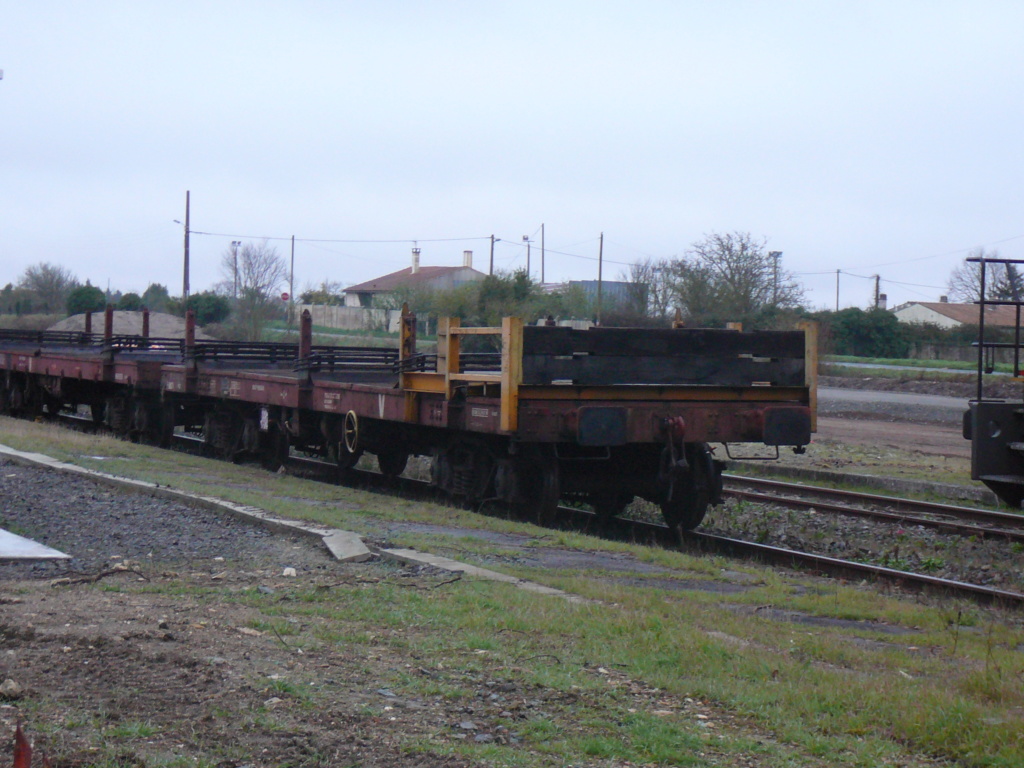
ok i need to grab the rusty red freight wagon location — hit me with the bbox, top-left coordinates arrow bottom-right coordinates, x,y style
0,307 -> 816,530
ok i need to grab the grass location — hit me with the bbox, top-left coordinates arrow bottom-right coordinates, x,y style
5,416 -> 1024,766
824,353 -> 991,372
820,362 -> 978,383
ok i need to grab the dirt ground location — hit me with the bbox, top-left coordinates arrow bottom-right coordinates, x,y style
815,416 -> 969,459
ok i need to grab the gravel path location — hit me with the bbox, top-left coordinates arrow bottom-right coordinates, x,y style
0,458 -> 335,579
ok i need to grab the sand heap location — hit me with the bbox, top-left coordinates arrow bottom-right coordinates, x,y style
49,311 -> 214,340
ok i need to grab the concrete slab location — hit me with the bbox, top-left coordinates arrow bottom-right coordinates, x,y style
379,548 -> 594,604
0,528 -> 69,561
322,530 -> 372,562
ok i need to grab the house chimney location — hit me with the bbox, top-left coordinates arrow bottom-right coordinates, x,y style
877,293 -> 887,310
940,295 -> 948,303
463,250 -> 473,268
411,247 -> 420,275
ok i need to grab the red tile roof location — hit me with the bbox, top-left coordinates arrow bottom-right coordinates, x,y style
904,302 -> 1022,327
345,266 -> 478,294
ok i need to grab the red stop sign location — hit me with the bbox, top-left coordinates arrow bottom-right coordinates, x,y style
281,292 -> 290,301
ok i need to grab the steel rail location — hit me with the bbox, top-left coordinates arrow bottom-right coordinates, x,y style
722,486 -> 1024,544
682,529 -> 1024,607
724,473 -> 1024,528
577,509 -> 1024,608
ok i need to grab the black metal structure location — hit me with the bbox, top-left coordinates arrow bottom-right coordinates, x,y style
965,256 -> 1024,507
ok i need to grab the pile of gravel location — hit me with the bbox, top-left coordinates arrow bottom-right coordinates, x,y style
48,311 -> 214,340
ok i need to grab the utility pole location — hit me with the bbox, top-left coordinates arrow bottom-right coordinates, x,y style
873,275 -> 881,309
540,223 -> 546,284
182,191 -> 191,303
523,236 -> 531,277
489,235 -> 495,275
597,232 -> 604,325
835,269 -> 840,312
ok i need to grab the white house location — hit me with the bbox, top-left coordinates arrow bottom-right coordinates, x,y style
891,300 -> 1021,329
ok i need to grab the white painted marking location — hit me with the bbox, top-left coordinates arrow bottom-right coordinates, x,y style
0,528 -> 70,560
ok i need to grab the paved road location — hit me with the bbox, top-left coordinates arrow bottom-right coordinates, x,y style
819,387 -> 965,410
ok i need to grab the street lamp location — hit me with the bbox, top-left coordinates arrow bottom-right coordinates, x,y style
768,251 -> 783,305
522,235 -> 532,278
230,240 -> 242,300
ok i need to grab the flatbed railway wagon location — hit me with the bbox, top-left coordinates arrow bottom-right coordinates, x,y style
0,307 -> 817,530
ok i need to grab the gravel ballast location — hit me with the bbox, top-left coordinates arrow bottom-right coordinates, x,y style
0,458 -> 335,579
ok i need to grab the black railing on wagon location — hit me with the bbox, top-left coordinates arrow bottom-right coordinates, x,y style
967,256 -> 1024,401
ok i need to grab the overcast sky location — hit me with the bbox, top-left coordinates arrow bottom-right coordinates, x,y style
3,1 -> 1023,311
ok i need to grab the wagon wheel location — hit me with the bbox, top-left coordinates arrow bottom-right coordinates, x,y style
659,443 -> 712,532
515,446 -> 561,526
332,410 -> 362,471
376,449 -> 409,478
343,411 -> 359,454
132,399 -> 166,446
260,426 -> 290,471
589,491 -> 632,523
89,401 -> 105,426
155,402 -> 176,448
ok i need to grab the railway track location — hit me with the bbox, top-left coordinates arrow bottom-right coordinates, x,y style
722,474 -> 1024,542
42,413 -> 1024,608
549,505 -> 1024,608
280,452 -> 1024,609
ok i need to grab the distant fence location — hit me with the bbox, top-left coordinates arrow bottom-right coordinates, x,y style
908,342 -> 1019,365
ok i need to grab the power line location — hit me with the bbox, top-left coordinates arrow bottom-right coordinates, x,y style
880,277 -> 947,290
850,233 -> 1024,270
190,230 -> 492,245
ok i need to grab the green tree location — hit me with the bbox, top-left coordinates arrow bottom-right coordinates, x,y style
66,283 -> 106,315
185,291 -> 231,325
141,283 -> 171,313
299,280 -> 346,305
475,269 -> 540,326
118,292 -> 143,311
825,307 -> 909,357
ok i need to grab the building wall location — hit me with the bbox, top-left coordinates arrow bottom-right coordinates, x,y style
298,304 -> 402,333
893,304 -> 960,328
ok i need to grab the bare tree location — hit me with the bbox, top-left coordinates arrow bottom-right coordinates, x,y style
670,232 -> 803,324
624,258 -> 674,321
220,241 -> 288,341
18,262 -> 79,313
947,248 -> 1023,302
